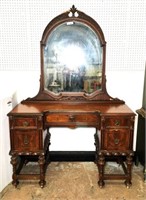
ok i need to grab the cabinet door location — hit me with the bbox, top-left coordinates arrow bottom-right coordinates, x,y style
12,130 -> 39,151
102,129 -> 131,151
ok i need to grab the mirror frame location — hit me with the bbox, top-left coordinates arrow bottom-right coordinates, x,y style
25,5 -> 121,103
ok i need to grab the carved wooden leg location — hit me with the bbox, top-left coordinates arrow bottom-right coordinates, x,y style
45,129 -> 51,164
10,153 -> 19,187
125,153 -> 133,188
38,154 -> 46,188
94,129 -> 99,164
97,152 -> 105,188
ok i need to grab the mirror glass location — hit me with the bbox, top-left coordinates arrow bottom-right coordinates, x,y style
43,21 -> 103,94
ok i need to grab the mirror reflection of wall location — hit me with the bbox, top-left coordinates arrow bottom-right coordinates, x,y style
43,22 -> 103,94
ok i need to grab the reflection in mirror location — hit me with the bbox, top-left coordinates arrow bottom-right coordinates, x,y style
44,21 -> 103,94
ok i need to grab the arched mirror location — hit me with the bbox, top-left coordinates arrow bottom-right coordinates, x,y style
26,5 -> 112,102
40,5 -> 106,98
43,21 -> 103,94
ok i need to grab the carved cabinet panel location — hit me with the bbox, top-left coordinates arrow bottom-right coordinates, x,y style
103,129 -> 131,150
12,130 -> 39,151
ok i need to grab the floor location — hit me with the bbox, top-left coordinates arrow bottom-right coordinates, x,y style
1,162 -> 146,200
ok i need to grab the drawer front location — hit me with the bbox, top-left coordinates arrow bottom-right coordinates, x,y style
102,129 -> 131,150
46,114 -> 69,123
12,130 -> 39,151
13,117 -> 37,128
45,113 -> 99,126
104,117 -> 130,128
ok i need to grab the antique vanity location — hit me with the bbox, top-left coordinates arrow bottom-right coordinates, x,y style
8,6 -> 135,188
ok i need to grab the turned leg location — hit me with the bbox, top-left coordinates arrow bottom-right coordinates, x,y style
125,154 -> 133,188
97,152 -> 105,188
38,154 -> 46,188
94,129 -> 99,164
45,129 -> 51,164
10,154 -> 19,187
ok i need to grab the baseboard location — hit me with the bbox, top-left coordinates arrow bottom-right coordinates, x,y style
20,151 -> 137,163
49,151 -> 96,162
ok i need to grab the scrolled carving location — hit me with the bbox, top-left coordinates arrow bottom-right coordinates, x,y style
58,95 -> 86,101
68,5 -> 79,17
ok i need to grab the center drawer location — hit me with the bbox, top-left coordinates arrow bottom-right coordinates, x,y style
44,112 -> 100,127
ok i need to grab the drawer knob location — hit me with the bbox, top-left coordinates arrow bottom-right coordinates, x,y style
115,120 -> 120,126
23,121 -> 29,127
69,115 -> 75,121
24,135 -> 29,145
114,138 -> 119,145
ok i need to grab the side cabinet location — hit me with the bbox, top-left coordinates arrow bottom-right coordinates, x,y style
8,114 -> 49,188
97,115 -> 135,188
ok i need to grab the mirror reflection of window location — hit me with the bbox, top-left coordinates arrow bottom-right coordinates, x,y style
44,22 -> 103,93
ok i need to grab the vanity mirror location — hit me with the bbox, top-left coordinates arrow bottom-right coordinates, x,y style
44,21 -> 103,94
26,5 -> 115,102
43,21 -> 103,93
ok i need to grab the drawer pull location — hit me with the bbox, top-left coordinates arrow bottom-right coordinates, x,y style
115,120 -> 120,126
69,115 -> 75,121
24,135 -> 29,145
114,138 -> 119,145
23,121 -> 29,127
